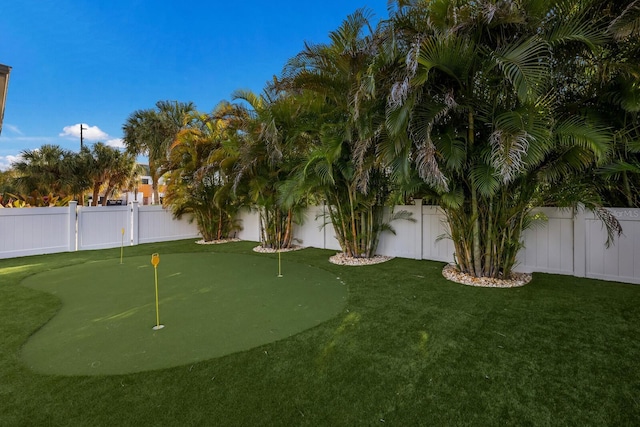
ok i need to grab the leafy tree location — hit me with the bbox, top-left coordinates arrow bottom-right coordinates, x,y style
587,1 -> 640,207
12,144 -> 80,197
376,0 -> 621,278
164,103 -> 241,241
279,9 -> 399,258
86,143 -> 118,206
231,88 -> 308,249
122,100 -> 196,204
95,145 -> 137,205
0,169 -> 18,198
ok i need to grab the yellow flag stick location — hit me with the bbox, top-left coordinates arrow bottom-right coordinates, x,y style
120,228 -> 125,264
151,253 -> 164,330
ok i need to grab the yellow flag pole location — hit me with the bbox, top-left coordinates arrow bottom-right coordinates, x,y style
120,228 -> 125,264
277,234 -> 283,278
151,253 -> 164,330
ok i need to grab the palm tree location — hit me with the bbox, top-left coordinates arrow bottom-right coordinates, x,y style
376,0 -> 620,278
0,169 -> 18,198
122,100 -> 196,204
279,9 -> 398,258
163,103 -> 241,241
231,88 -> 309,250
60,147 -> 93,205
86,143 -> 116,206
589,0 -> 640,207
12,144 -> 77,197
100,149 -> 137,205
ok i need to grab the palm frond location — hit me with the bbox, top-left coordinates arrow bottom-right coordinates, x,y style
608,0 -> 640,40
546,1 -> 609,49
416,34 -> 475,86
489,129 -> 532,183
470,163 -> 500,198
491,36 -> 550,102
555,116 -> 612,162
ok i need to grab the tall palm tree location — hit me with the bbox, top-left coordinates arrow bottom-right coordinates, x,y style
279,9 -> 397,258
231,88 -> 309,249
122,100 -> 196,204
589,0 -> 640,207
376,0 -> 620,278
164,103 -> 241,241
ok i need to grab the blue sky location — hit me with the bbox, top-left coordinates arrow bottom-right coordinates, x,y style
0,0 -> 389,169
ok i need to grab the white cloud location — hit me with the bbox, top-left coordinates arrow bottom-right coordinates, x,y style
0,154 -> 21,171
59,123 -> 109,141
106,138 -> 124,148
3,124 -> 23,135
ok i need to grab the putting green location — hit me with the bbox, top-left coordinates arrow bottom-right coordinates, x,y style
20,252 -> 346,376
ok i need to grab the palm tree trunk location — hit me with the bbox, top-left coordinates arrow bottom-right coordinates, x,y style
92,183 -> 101,206
469,111 -> 483,276
347,185 -> 358,257
282,209 -> 293,248
484,200 -> 493,276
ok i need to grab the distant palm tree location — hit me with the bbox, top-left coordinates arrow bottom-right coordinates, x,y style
87,143 -> 117,206
122,100 -> 196,204
12,144 -> 77,196
100,149 -> 137,205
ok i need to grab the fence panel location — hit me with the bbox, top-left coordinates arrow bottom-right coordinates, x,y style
236,208 -> 260,242
137,205 -> 199,244
377,205 -> 422,259
421,206 -> 455,263
77,205 -> 130,251
517,208 -> 574,275
585,208 -> 640,284
293,206 -> 326,249
290,205 -> 340,250
0,206 -> 71,259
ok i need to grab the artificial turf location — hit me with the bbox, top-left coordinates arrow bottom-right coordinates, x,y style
20,252 -> 346,375
1,239 -> 639,425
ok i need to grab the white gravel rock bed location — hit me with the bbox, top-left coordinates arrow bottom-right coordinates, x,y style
329,253 -> 393,266
252,245 -> 304,253
442,264 -> 532,288
195,238 -> 241,245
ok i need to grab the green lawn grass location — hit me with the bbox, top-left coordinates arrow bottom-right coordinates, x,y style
1,239 -> 639,426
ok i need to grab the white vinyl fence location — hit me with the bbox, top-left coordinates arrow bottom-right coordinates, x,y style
234,202 -> 640,285
0,201 -> 200,259
0,206 -> 74,259
1,201 -> 638,284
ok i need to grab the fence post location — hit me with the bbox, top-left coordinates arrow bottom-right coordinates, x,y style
131,201 -> 139,246
413,199 -> 423,260
573,204 -> 587,277
68,201 -> 77,252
